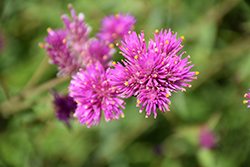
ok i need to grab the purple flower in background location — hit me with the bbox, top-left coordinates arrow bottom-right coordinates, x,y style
53,91 -> 77,125
40,4 -> 115,75
199,125 -> 215,149
110,29 -> 198,118
97,12 -> 136,43
39,29 -> 80,76
69,61 -> 125,128
243,89 -> 250,108
61,4 -> 92,55
81,38 -> 115,69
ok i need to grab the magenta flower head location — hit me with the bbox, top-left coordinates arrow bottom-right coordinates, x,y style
53,91 -> 77,125
39,29 -> 80,76
96,12 -> 136,43
243,89 -> 250,107
199,125 -> 215,149
110,29 -> 198,118
69,61 -> 125,128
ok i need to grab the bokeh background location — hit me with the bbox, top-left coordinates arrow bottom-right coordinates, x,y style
1,0 -> 250,166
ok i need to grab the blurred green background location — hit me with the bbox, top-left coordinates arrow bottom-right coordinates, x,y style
1,0 -> 250,166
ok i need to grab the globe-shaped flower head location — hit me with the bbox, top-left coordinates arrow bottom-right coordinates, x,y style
110,29 -> 198,118
69,61 -> 125,128
97,12 -> 136,43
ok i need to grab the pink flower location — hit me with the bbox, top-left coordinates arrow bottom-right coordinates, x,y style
69,61 -> 125,128
110,29 -> 198,118
40,5 -> 115,76
39,29 -> 80,76
199,125 -> 215,149
96,12 -> 136,43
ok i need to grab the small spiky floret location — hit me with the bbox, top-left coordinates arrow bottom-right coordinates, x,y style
96,12 -> 136,43
69,61 -> 125,128
110,29 -> 198,118
39,29 -> 80,76
243,89 -> 250,108
53,91 -> 77,125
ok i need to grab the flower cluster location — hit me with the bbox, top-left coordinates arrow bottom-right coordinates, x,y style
110,29 -> 198,118
39,4 -> 135,76
40,4 -> 199,128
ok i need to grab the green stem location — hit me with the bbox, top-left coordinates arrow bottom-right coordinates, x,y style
21,55 -> 49,92
0,76 -> 70,115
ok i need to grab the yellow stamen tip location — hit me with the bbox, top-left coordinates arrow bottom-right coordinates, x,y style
76,100 -> 79,103
103,55 -> 108,60
195,71 -> 199,75
115,14 -> 120,18
121,114 -> 125,118
134,55 -> 138,59
125,68 -> 128,71
112,61 -> 116,65
128,31 -> 132,34
155,48 -> 158,52
243,100 -> 248,104
137,100 -> 141,104
112,87 -> 116,89
62,39 -> 67,44
166,94 -> 169,97
38,43 -> 44,48
86,122 -> 89,125
181,36 -> 185,40
155,29 -> 159,34
166,40 -> 169,44
125,82 -> 129,86
109,43 -> 114,48
47,27 -> 52,33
